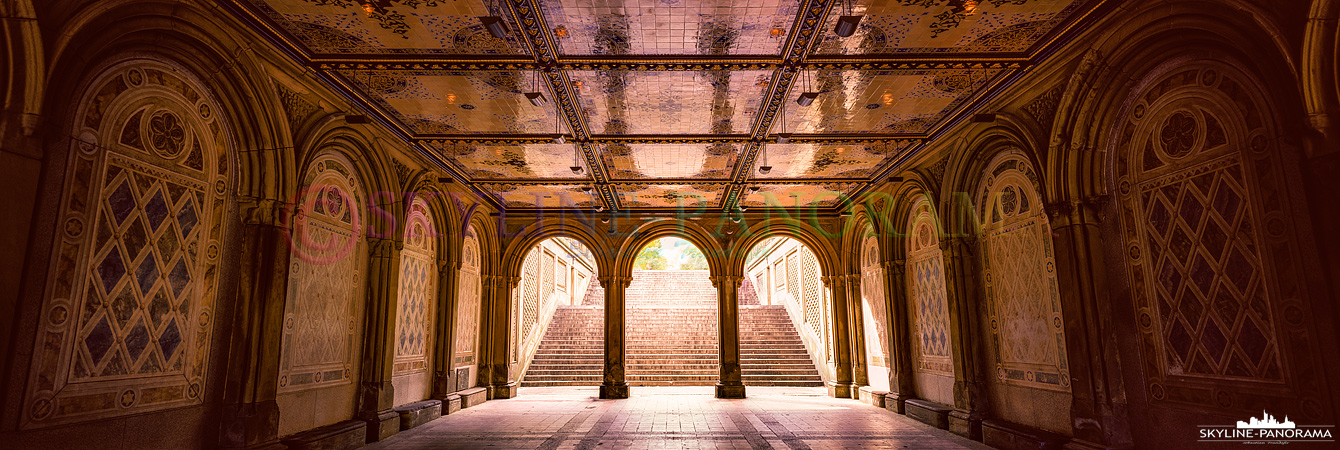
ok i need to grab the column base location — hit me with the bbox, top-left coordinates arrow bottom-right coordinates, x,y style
715,383 -> 746,399
599,383 -> 630,399
218,400 -> 281,449
1062,438 -> 1132,450
883,392 -> 912,414
949,409 -> 984,441
489,382 -> 518,399
827,381 -> 854,399
357,409 -> 400,443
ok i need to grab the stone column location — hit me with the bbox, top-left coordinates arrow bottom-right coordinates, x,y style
883,259 -> 915,413
217,199 -> 291,450
486,275 -> 521,399
599,275 -> 631,399
941,236 -> 987,440
431,259 -> 459,398
846,273 -> 869,389
821,275 -> 854,398
711,275 -> 745,399
1046,199 -> 1133,450
357,237 -> 403,442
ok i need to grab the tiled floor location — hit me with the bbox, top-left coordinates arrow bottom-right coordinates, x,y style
367,387 -> 993,450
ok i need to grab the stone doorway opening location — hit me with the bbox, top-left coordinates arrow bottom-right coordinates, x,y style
513,237 -> 600,389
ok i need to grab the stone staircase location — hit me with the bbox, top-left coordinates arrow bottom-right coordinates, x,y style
521,270 -> 822,387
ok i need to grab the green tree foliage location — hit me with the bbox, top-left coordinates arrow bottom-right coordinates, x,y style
680,245 -> 709,270
633,240 -> 668,270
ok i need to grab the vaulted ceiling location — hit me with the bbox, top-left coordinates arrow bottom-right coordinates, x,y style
225,0 -> 1106,212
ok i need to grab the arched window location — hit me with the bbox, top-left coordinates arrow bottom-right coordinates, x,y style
22,61 -> 231,429
906,197 -> 954,405
393,196 -> 437,405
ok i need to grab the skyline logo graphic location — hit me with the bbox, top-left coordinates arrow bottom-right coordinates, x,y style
1199,411 -> 1333,444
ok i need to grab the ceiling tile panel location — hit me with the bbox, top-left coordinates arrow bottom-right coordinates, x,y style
540,0 -> 801,56
613,183 -> 727,209
478,184 -> 600,208
430,142 -> 585,179
756,141 -> 913,179
571,70 -> 772,134
339,69 -> 561,135
775,69 -> 1004,134
601,143 -> 737,179
739,183 -> 863,208
812,0 -> 1086,55
243,0 -> 530,55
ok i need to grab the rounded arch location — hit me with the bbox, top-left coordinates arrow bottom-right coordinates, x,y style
502,219 -> 610,282
614,219 -> 725,279
1304,0 -> 1339,141
885,174 -> 941,258
1048,2 -> 1308,202
729,218 -> 839,280
942,125 -> 1044,237
3,0 -> 43,137
42,0 -> 290,202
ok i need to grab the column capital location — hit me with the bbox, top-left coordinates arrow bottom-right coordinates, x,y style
237,196 -> 293,227
367,237 -> 403,257
709,275 -> 743,289
883,259 -> 906,273
820,275 -> 845,288
598,275 -> 632,289
1045,195 -> 1110,229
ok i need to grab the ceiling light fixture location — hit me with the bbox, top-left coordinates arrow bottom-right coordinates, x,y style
596,205 -> 606,212
570,147 -> 584,175
797,69 -> 819,106
731,216 -> 741,224
553,134 -> 566,144
582,185 -> 593,193
738,206 -> 747,212
480,16 -> 508,39
834,0 -> 862,38
775,133 -> 791,144
758,146 -> 773,174
750,185 -> 761,192
525,69 -> 546,106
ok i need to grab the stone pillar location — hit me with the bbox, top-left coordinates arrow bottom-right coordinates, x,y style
711,275 -> 745,399
941,236 -> 987,440
821,275 -> 855,398
1046,199 -> 1133,450
486,275 -> 521,399
883,259 -> 915,412
357,237 -> 403,442
599,275 -> 631,399
217,199 -> 291,450
431,259 -> 459,398
846,273 -> 869,389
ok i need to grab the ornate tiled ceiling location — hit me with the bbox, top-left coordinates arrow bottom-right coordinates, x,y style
227,0 -> 1107,212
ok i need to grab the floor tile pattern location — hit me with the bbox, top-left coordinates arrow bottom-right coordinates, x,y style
367,387 -> 993,450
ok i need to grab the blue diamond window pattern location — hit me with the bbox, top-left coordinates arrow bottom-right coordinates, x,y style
168,258 -> 191,299
124,319 -> 152,362
84,316 -> 116,365
97,247 -> 127,294
177,196 -> 198,238
144,189 -> 170,231
158,318 -> 183,361
107,181 -> 136,225
135,254 -> 159,296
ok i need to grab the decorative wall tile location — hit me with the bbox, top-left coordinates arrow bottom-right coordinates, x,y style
756,141 -> 911,178
394,198 -> 436,376
812,0 -> 1085,55
978,153 -> 1069,392
907,201 -> 952,376
775,69 -> 1003,134
23,63 -> 227,429
612,183 -> 727,208
242,0 -> 530,55
600,143 -> 738,179
540,0 -> 801,55
454,228 -> 482,372
1114,66 -> 1324,417
860,233 -> 889,368
738,183 -> 862,208
570,70 -> 772,134
339,70 -> 561,135
280,157 -> 366,393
